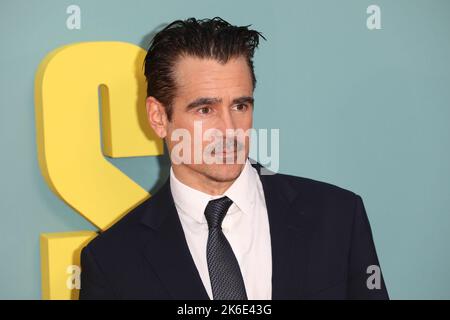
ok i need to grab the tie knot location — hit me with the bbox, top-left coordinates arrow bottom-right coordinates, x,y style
204,196 -> 233,229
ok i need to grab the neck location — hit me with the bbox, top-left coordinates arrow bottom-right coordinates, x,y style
171,164 -> 238,196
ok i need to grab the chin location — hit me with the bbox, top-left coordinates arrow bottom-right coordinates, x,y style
201,162 -> 245,183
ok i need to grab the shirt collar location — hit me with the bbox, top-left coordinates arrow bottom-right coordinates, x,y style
169,159 -> 257,224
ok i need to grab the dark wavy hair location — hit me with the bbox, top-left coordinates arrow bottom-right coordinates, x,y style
143,17 -> 266,121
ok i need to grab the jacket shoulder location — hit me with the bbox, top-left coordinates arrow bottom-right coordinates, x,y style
264,170 -> 358,202
82,196 -> 151,256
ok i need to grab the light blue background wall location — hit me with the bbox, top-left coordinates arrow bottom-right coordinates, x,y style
1,0 -> 449,299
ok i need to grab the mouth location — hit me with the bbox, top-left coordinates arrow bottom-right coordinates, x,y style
213,150 -> 237,157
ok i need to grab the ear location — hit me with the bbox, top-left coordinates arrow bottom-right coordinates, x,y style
146,96 -> 168,139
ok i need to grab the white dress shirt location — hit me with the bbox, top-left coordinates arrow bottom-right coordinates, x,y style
170,159 -> 272,300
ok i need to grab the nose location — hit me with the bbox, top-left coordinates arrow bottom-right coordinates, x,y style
218,107 -> 236,133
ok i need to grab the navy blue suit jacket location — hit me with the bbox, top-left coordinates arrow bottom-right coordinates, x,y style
79,162 -> 389,300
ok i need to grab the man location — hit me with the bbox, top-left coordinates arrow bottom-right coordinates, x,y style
79,17 -> 388,300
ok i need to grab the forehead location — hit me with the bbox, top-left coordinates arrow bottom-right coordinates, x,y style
172,55 -> 253,101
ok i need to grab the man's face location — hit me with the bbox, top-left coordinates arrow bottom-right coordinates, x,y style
165,55 -> 254,183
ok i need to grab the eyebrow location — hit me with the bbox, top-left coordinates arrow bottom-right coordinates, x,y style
185,96 -> 254,111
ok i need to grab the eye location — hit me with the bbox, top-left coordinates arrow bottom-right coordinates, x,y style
233,103 -> 248,112
197,106 -> 212,115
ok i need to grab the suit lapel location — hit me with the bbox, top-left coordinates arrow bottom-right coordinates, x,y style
138,162 -> 311,300
252,162 -> 311,299
139,180 -> 210,300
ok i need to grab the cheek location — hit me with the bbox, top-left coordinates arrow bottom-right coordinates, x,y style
168,116 -> 195,136
236,113 -> 253,130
